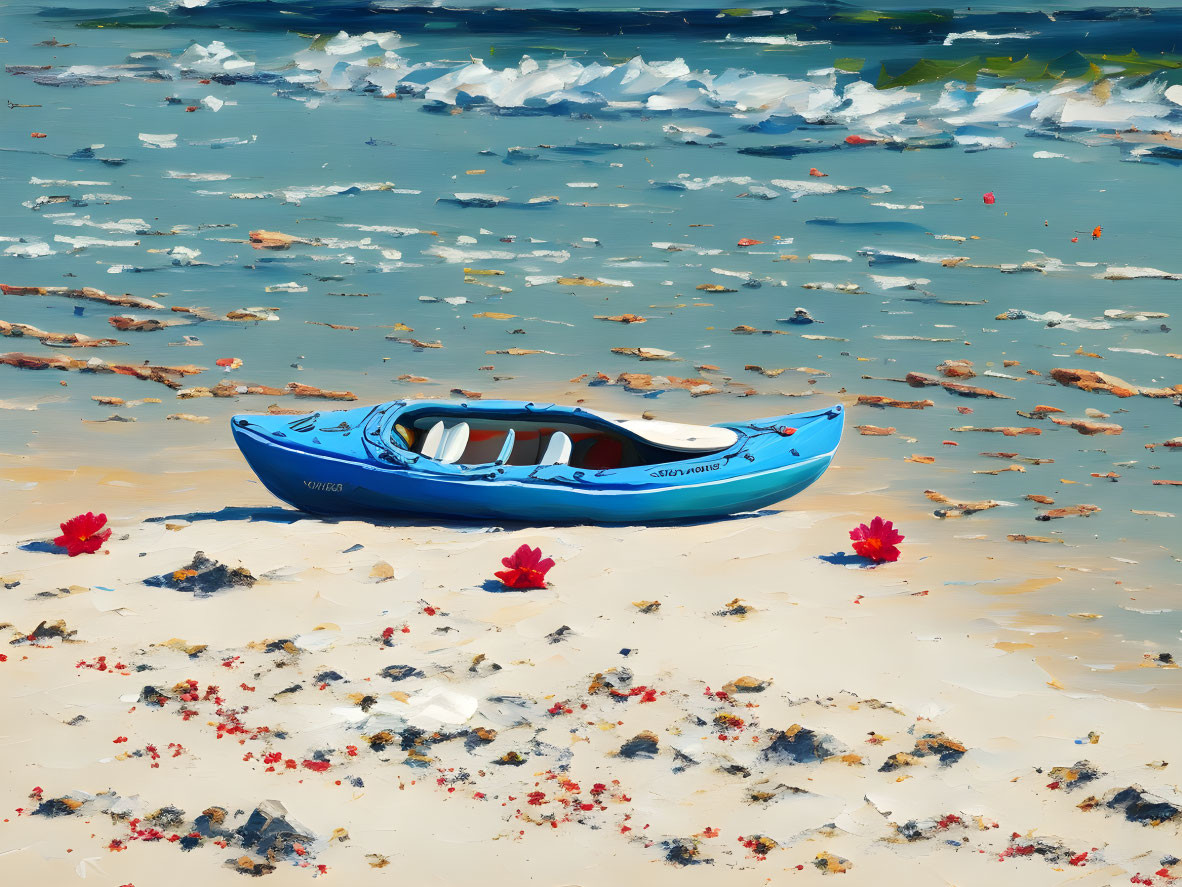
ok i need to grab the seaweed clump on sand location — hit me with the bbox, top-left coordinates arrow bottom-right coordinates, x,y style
1104,786 -> 1181,825
761,725 -> 844,764
144,551 -> 255,595
880,731 -> 968,772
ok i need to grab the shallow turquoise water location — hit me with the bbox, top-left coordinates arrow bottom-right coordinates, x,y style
1,2 -> 1179,663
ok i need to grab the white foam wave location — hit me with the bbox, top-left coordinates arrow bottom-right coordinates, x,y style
943,30 -> 1034,45
18,32 -> 1182,140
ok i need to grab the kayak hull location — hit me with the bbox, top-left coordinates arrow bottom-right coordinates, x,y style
232,400 -> 843,523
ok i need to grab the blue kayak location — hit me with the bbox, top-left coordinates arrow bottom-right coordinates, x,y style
231,399 -> 843,523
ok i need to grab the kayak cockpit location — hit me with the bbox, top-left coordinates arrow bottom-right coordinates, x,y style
391,411 -> 737,470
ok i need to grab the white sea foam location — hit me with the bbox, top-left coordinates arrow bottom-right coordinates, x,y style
15,31 -> 1182,139
943,30 -> 1034,45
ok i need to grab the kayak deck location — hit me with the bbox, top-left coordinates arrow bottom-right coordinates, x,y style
394,409 -> 735,469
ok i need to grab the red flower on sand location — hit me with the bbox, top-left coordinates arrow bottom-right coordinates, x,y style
53,512 -> 112,557
849,516 -> 904,563
495,544 -> 554,589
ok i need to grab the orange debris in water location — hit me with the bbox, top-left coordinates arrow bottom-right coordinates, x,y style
31,132 -> 47,138
736,238 -> 763,247
1092,226 -> 1103,239
808,167 -> 827,177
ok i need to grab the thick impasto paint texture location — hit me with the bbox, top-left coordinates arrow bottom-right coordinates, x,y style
2,1 -> 1180,884
53,511 -> 111,557
495,544 -> 555,589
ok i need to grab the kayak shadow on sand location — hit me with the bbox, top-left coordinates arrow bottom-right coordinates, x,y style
142,506 -> 784,532
145,506 -> 314,525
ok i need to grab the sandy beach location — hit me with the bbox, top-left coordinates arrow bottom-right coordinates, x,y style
3,424 -> 1181,886
4,0 -> 1182,880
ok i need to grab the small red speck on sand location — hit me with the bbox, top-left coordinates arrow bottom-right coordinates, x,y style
423,606 -> 437,616
112,736 -> 128,744
400,625 -> 410,634
317,865 -> 327,875
302,760 -> 331,772
381,627 -> 394,640
701,827 -> 720,838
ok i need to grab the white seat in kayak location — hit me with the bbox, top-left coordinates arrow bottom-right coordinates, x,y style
420,421 -> 445,459
539,431 -> 572,465
421,421 -> 470,464
438,422 -> 469,464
